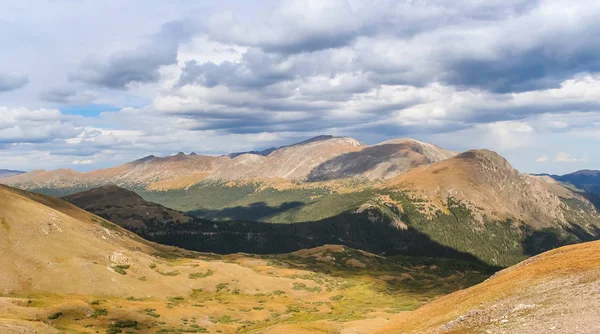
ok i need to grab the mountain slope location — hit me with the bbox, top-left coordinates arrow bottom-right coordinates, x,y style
546,169 -> 600,201
62,185 -> 191,231
387,150 -> 595,227
379,150 -> 600,265
1,135 -> 457,193
374,240 -> 600,333
0,184 -> 492,333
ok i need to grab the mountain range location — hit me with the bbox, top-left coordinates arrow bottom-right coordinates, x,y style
2,135 -> 600,333
6,135 -> 599,268
1,183 -> 598,333
0,169 -> 24,179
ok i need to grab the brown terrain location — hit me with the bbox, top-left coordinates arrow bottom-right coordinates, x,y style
386,149 -> 600,228
372,240 -> 600,333
62,185 -> 192,231
0,184 -> 494,333
0,136 -> 457,191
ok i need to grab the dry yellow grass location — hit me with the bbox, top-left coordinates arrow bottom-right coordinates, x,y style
374,240 -> 600,333
0,184 -> 491,333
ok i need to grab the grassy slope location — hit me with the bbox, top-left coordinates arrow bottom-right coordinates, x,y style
29,180 -> 600,267
0,185 -> 492,334
374,240 -> 600,333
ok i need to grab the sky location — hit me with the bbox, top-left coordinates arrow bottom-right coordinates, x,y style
1,0 -> 599,175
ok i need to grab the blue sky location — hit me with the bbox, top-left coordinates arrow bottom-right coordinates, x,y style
0,0 -> 599,174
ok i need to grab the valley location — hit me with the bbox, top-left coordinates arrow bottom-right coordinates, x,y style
0,184 -> 492,333
2,136 -> 600,333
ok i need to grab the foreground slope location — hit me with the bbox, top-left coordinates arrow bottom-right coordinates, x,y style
374,240 -> 600,333
0,185 -> 492,333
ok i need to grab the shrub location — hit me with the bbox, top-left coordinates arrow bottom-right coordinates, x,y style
48,312 -> 63,320
188,270 -> 214,279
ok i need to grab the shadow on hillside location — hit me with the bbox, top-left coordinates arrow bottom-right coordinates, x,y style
579,190 -> 600,213
142,210 -> 491,266
188,201 -> 304,221
306,143 -> 415,182
522,224 -> 600,256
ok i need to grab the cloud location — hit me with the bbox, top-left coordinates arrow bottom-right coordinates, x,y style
555,152 -> 588,162
71,20 -> 195,89
0,73 -> 29,92
536,155 -> 550,162
72,159 -> 94,165
40,88 -> 98,105
0,107 -> 81,144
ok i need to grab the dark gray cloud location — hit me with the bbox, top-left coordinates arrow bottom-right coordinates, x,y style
179,49 -> 295,89
39,88 -> 98,105
71,20 -> 195,89
446,46 -> 600,93
0,73 -> 28,92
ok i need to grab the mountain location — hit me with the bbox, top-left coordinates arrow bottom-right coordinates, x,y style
62,185 -> 486,261
381,150 -> 600,265
62,185 -> 192,232
547,169 -> 600,196
0,169 -> 24,179
0,184 -> 492,333
374,240 -> 600,333
0,135 -> 457,193
61,148 -> 600,269
2,137 -> 600,267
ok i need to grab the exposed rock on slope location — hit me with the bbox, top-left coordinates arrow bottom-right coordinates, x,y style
308,138 -> 457,181
387,149 -> 599,228
374,240 -> 600,333
1,135 -> 457,192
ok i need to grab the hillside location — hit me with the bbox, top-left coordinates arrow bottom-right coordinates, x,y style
62,185 -> 191,232
0,169 -> 24,179
62,185 -> 485,261
0,184 -> 492,333
373,240 -> 600,333
0,135 -> 456,193
546,169 -> 600,202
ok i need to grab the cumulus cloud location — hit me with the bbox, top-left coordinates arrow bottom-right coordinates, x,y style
0,107 -> 81,144
71,20 -> 195,89
0,73 -> 28,92
2,0 -> 600,173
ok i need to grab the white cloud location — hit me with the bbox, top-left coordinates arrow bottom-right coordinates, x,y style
72,159 -> 94,165
555,152 -> 588,163
536,155 -> 550,162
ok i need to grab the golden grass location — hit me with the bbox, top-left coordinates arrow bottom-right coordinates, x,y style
375,240 -> 600,333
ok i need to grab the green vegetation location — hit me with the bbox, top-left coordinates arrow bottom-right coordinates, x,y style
112,264 -> 130,275
47,312 -> 63,320
188,269 -> 213,279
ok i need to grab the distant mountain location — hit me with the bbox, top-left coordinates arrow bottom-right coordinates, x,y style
3,137 -> 600,267
539,169 -> 600,208
0,135 -> 457,192
0,169 -> 24,179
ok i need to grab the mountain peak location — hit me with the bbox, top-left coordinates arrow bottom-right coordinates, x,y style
456,149 -> 514,171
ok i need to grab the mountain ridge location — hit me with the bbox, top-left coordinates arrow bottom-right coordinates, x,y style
1,135 -> 456,192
